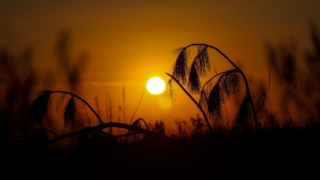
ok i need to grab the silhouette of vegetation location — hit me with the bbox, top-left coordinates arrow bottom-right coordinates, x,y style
165,44 -> 262,135
130,89 -> 145,124
151,120 -> 166,135
55,30 -> 88,91
124,118 -> 148,142
29,90 -> 171,144
0,47 -> 36,142
3,25 -> 320,179
265,23 -> 320,126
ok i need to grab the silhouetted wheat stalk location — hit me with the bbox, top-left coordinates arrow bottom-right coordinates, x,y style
29,90 -> 171,145
165,44 -> 260,135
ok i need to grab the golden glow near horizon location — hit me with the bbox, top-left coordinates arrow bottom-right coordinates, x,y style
1,0 -> 320,125
146,77 -> 165,95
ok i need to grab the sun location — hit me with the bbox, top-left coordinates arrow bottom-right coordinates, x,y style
146,77 -> 165,95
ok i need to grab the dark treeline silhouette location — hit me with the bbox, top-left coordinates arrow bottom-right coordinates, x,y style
2,25 -> 320,179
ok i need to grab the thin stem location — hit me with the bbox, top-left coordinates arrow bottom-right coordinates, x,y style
256,91 -> 267,113
186,44 -> 240,70
201,69 -> 238,91
238,71 -> 259,131
132,118 -> 149,130
192,46 -> 208,65
165,73 -> 214,136
51,91 -> 104,124
130,89 -> 145,124
122,80 -> 126,123
48,121 -> 171,144
42,127 -> 59,138
199,70 -> 236,105
269,63 -> 272,115
114,132 -> 141,138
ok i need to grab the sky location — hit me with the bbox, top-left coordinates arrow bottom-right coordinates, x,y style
1,0 -> 320,129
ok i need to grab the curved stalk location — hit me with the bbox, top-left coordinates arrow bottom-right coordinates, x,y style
179,44 -> 259,131
165,73 -> 214,136
201,69 -> 238,92
51,91 -> 104,124
238,72 -> 259,131
41,127 -> 59,138
48,121 -> 171,144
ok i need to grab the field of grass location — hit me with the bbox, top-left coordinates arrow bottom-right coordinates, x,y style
3,120 -> 320,179
2,25 -> 320,179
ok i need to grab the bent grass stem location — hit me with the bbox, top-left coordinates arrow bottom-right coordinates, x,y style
165,73 -> 214,136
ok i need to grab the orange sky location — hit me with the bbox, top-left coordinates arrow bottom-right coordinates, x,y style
1,0 -> 320,128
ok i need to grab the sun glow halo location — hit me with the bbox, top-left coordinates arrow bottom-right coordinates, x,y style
146,77 -> 165,95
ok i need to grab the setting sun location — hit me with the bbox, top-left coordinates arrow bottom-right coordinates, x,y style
146,77 -> 165,95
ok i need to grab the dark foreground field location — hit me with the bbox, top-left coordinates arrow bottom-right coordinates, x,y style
3,126 -> 320,180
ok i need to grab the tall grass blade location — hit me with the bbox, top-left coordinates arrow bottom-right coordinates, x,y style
56,93 -> 66,111
255,91 -> 267,113
130,90 -> 145,124
122,80 -> 126,123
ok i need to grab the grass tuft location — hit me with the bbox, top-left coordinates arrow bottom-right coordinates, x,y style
64,96 -> 76,127
29,90 -> 52,125
172,47 -> 190,84
234,92 -> 252,129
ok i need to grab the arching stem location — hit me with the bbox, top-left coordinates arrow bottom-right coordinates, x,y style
182,44 -> 259,131
238,71 -> 259,131
51,91 -> 104,124
165,73 -> 214,136
48,121 -> 171,144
